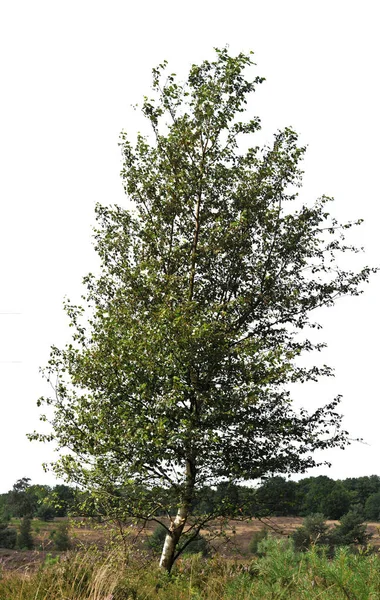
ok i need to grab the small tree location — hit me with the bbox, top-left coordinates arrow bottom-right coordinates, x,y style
17,516 -> 34,550
8,478 -> 37,518
0,495 -> 11,523
31,48 -> 376,573
330,511 -> 371,548
50,521 -> 71,551
292,514 -> 329,552
249,527 -> 269,555
36,503 -> 56,521
149,524 -> 209,557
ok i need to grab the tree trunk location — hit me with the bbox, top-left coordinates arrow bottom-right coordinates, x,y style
159,503 -> 189,573
159,459 -> 195,573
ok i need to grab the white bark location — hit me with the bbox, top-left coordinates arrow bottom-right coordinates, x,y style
159,504 -> 188,572
159,458 -> 195,572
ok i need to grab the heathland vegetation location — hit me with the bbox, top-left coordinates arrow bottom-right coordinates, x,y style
1,481 -> 380,599
1,475 -> 380,598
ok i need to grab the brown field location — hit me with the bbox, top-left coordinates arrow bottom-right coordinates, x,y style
1,516 -> 379,573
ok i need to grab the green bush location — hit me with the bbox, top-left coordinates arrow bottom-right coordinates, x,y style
180,532 -> 210,557
248,527 -> 269,555
292,525 -> 312,552
50,521 -> 71,551
292,513 -> 329,552
0,522 -> 17,548
147,524 -> 167,553
329,510 -> 371,548
17,516 -> 34,549
293,511 -> 371,555
148,524 -> 210,557
36,504 -> 56,521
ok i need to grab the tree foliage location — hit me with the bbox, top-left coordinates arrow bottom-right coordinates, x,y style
255,476 -> 298,516
31,48 -> 376,572
0,479 -> 76,521
364,492 -> 380,521
320,483 -> 351,520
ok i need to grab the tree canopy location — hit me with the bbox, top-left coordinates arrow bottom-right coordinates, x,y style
31,48 -> 376,572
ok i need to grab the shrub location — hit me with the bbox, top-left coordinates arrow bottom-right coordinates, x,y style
293,511 -> 371,555
180,533 -> 210,557
292,513 -> 329,552
292,525 -> 312,552
148,524 -> 210,557
17,516 -> 34,549
147,524 -> 167,553
50,521 -> 71,550
0,522 -> 17,549
329,510 -> 371,548
36,504 -> 56,521
249,527 -> 269,555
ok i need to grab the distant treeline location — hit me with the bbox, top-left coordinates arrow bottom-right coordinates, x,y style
194,475 -> 380,521
2,475 -> 380,522
0,478 -> 76,521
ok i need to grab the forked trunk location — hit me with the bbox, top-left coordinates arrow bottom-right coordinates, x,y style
159,503 -> 189,573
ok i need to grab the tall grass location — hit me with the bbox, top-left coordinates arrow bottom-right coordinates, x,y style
0,548 -> 121,600
1,537 -> 380,599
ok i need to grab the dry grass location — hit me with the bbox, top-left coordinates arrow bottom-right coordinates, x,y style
2,536 -> 380,600
2,516 -> 380,574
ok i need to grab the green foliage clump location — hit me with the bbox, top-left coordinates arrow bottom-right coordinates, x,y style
292,513 -> 329,552
297,476 -> 336,515
0,521 -> 17,549
17,516 -> 34,549
36,504 -> 56,521
320,484 -> 352,520
147,524 -> 167,553
50,521 -> 71,550
148,524 -> 209,557
248,527 -> 269,555
329,510 -> 371,548
293,511 -> 371,555
255,477 -> 298,516
181,533 -> 210,557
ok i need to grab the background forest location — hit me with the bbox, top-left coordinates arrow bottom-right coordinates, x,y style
2,474 -> 380,526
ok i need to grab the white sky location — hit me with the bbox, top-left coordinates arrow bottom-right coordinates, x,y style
0,0 -> 379,493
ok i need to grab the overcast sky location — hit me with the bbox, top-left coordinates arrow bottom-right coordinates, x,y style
0,0 -> 379,493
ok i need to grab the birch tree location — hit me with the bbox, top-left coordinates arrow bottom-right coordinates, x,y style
31,48 -> 375,572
